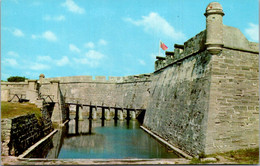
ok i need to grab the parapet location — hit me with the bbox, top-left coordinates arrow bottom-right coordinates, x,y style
39,74 -> 152,84
122,73 -> 152,83
154,2 -> 258,71
223,25 -> 259,53
155,30 -> 206,71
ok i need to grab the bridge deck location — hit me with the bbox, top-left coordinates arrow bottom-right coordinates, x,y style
65,102 -> 145,111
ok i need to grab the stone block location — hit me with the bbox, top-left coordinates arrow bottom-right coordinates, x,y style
1,89 -> 10,101
95,76 -> 106,82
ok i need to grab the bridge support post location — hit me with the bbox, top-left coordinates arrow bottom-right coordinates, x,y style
119,109 -> 124,121
101,107 -> 105,120
75,104 -> 79,134
79,105 -> 83,121
88,119 -> 92,134
89,106 -> 93,120
114,108 -> 119,120
105,108 -> 111,120
101,107 -> 105,126
126,109 -> 131,120
131,110 -> 136,120
75,104 -> 79,120
92,106 -> 97,121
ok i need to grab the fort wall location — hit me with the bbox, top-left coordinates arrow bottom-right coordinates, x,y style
143,12 -> 259,156
40,74 -> 151,109
143,34 -> 212,156
205,48 -> 259,154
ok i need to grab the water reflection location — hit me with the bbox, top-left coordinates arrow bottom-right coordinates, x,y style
27,116 -> 180,159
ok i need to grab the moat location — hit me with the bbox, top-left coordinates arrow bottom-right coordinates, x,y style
27,116 -> 180,159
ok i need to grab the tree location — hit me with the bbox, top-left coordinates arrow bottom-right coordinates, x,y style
7,76 -> 28,82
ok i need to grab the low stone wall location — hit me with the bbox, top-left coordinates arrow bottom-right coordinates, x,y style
1,81 -> 29,102
1,119 -> 12,156
1,105 -> 54,156
8,114 -> 43,156
1,80 -> 38,104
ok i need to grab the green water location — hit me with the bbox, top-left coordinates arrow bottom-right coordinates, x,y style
55,119 -> 179,159
30,118 -> 180,159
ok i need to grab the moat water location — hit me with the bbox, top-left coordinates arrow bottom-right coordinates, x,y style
27,116 -> 180,159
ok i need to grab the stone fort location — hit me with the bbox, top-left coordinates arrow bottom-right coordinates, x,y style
1,2 -> 259,157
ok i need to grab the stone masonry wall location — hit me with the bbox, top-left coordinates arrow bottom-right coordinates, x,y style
1,105 -> 54,156
40,74 -> 151,109
205,48 -> 259,154
1,119 -> 12,156
8,114 -> 43,156
143,50 -> 212,156
1,81 -> 29,102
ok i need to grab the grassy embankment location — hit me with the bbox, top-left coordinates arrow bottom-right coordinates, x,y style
1,101 -> 41,119
190,147 -> 259,164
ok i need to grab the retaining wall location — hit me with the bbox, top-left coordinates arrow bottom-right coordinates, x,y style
1,105 -> 54,156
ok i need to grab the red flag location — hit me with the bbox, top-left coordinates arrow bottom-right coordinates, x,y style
160,41 -> 168,51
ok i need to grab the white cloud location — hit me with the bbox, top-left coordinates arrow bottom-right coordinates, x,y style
37,56 -> 52,62
36,55 -> 69,66
13,28 -> 24,37
32,31 -> 58,42
30,63 -> 50,70
98,39 -> 107,46
73,50 -> 105,67
245,23 -> 259,42
7,51 -> 19,57
43,15 -> 66,21
42,31 -> 57,41
62,0 -> 85,14
84,42 -> 95,49
31,34 -> 37,39
138,59 -> 146,66
56,56 -> 69,66
3,58 -> 18,67
69,44 -> 81,53
124,12 -> 186,41
85,50 -> 104,60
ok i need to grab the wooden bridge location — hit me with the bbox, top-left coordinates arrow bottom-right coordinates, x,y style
66,102 -> 145,121
65,102 -> 146,136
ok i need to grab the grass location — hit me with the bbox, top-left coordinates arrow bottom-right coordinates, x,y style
1,101 -> 42,119
189,158 -> 216,164
216,147 -> 259,164
189,147 -> 259,164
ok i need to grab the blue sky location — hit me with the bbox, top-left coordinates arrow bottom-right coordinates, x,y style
1,0 -> 259,80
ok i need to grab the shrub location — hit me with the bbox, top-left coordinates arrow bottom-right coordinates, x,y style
7,76 -> 28,82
